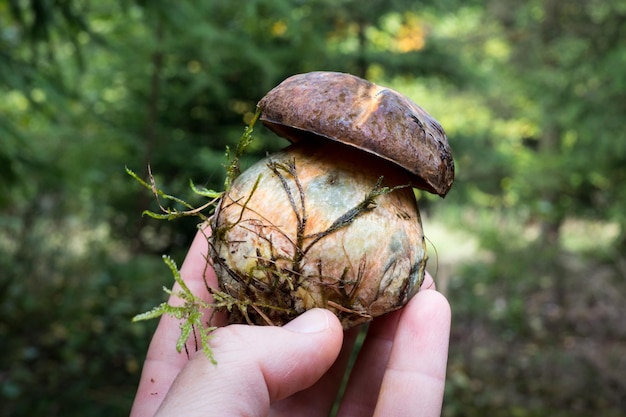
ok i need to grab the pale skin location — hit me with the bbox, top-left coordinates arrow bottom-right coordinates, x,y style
130,229 -> 451,417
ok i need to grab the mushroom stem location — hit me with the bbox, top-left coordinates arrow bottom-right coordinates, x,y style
210,140 -> 428,328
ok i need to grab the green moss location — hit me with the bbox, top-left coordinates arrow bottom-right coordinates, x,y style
128,110 -> 261,362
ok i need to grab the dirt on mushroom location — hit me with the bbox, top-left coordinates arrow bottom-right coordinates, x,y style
211,139 -> 427,328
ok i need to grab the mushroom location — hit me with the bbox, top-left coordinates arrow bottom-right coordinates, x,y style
210,71 -> 454,328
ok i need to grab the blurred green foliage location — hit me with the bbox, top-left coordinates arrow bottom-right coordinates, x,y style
1,0 -> 625,416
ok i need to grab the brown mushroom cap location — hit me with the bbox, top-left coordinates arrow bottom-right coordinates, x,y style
257,71 -> 455,197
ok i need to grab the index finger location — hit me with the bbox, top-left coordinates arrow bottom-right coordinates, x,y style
335,271 -> 438,415
373,289 -> 451,417
130,226 -> 225,417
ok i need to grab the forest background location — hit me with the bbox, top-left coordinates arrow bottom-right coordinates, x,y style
1,0 -> 625,416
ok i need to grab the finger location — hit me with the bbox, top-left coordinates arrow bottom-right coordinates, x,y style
335,301 -> 402,415
269,326 -> 361,417
131,227 -> 226,417
154,308 -> 344,417
336,271 -> 436,416
373,289 -> 451,417
421,270 -> 436,291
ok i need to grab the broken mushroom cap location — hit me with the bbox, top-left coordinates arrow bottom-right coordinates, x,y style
257,71 -> 455,197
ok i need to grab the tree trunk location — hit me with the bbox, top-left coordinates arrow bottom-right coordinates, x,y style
538,123 -> 567,312
355,19 -> 367,79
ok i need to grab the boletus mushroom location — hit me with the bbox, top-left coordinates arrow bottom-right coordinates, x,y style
210,71 -> 454,328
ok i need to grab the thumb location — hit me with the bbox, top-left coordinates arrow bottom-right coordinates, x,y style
154,308 -> 343,417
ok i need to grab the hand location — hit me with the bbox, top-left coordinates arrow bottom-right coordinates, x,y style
130,229 -> 451,417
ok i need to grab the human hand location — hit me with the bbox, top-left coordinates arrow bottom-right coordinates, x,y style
130,229 -> 451,417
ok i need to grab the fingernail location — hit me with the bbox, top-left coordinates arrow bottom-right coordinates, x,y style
284,309 -> 330,334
